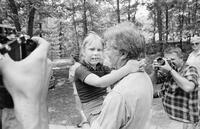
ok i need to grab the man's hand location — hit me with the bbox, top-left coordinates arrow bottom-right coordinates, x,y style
159,58 -> 172,72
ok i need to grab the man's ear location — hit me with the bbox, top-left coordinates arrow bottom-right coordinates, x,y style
120,51 -> 128,60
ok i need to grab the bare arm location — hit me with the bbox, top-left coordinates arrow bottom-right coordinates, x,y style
84,60 -> 143,88
170,69 -> 195,92
149,71 -> 158,85
159,59 -> 196,92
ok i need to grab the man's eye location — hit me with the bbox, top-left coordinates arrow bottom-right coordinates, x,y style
97,49 -> 102,52
112,46 -> 118,50
89,48 -> 95,51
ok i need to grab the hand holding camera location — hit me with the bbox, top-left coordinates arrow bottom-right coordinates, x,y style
155,57 -> 172,72
152,57 -> 177,80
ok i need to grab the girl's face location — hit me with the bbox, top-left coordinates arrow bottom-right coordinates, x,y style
83,40 -> 103,66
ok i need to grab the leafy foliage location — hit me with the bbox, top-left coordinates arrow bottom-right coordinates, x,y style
1,0 -> 199,58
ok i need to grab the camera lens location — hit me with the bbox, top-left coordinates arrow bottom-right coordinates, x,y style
156,57 -> 165,65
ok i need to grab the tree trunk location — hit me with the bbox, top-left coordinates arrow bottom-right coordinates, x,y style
193,0 -> 198,35
179,3 -> 185,50
7,0 -> 21,31
89,9 -> 94,30
72,3 -> 80,57
165,4 -> 168,43
27,7 -> 36,37
83,0 -> 88,37
127,0 -> 131,21
153,10 -> 156,44
155,0 -> 163,54
116,0 -> 120,23
0,0 -> 3,24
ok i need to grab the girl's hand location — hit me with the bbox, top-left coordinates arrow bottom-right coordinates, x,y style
125,59 -> 146,73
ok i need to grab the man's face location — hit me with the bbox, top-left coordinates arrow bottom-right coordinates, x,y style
191,41 -> 200,52
105,39 -> 121,69
164,52 -> 182,68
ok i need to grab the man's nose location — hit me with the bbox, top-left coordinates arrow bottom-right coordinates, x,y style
104,48 -> 110,54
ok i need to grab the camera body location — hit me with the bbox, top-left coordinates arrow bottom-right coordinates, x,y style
155,57 -> 178,81
155,57 -> 177,70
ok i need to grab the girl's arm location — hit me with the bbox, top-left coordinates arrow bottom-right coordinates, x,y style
84,60 -> 143,88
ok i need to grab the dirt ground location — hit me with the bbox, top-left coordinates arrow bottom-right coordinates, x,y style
47,67 -> 81,126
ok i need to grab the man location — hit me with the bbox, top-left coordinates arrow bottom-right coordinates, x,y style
88,22 -> 153,129
151,46 -> 199,129
0,37 -> 52,129
187,35 -> 200,79
186,36 -> 200,110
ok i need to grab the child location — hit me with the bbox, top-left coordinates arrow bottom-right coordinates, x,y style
74,32 -> 144,125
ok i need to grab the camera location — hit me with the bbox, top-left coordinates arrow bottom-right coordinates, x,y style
155,57 -> 178,82
155,57 -> 177,70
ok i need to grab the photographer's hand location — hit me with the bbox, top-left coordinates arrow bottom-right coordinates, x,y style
152,59 -> 159,71
159,58 -> 172,72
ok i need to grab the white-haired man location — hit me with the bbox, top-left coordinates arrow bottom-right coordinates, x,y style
89,22 -> 153,129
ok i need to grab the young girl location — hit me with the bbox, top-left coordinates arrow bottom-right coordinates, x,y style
74,32 -> 143,125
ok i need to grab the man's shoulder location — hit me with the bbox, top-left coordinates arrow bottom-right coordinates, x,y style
114,72 -> 153,90
183,64 -> 198,73
125,72 -> 150,81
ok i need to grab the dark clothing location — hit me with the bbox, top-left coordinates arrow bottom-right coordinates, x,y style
74,62 -> 111,103
0,75 -> 14,109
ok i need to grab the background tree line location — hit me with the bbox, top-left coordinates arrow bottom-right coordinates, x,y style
0,0 -> 200,59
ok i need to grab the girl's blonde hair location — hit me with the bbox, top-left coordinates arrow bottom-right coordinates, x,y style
80,31 -> 104,62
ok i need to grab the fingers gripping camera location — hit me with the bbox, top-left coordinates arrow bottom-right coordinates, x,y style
154,57 -> 178,81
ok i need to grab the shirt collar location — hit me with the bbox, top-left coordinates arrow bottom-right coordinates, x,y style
81,60 -> 102,71
191,50 -> 200,56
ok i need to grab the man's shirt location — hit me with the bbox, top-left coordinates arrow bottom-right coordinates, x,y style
161,65 -> 199,123
91,72 -> 153,129
186,50 -> 200,85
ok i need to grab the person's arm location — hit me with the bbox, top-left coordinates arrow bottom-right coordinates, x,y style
160,60 -> 198,92
84,60 -> 142,88
149,71 -> 158,85
170,68 -> 196,92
